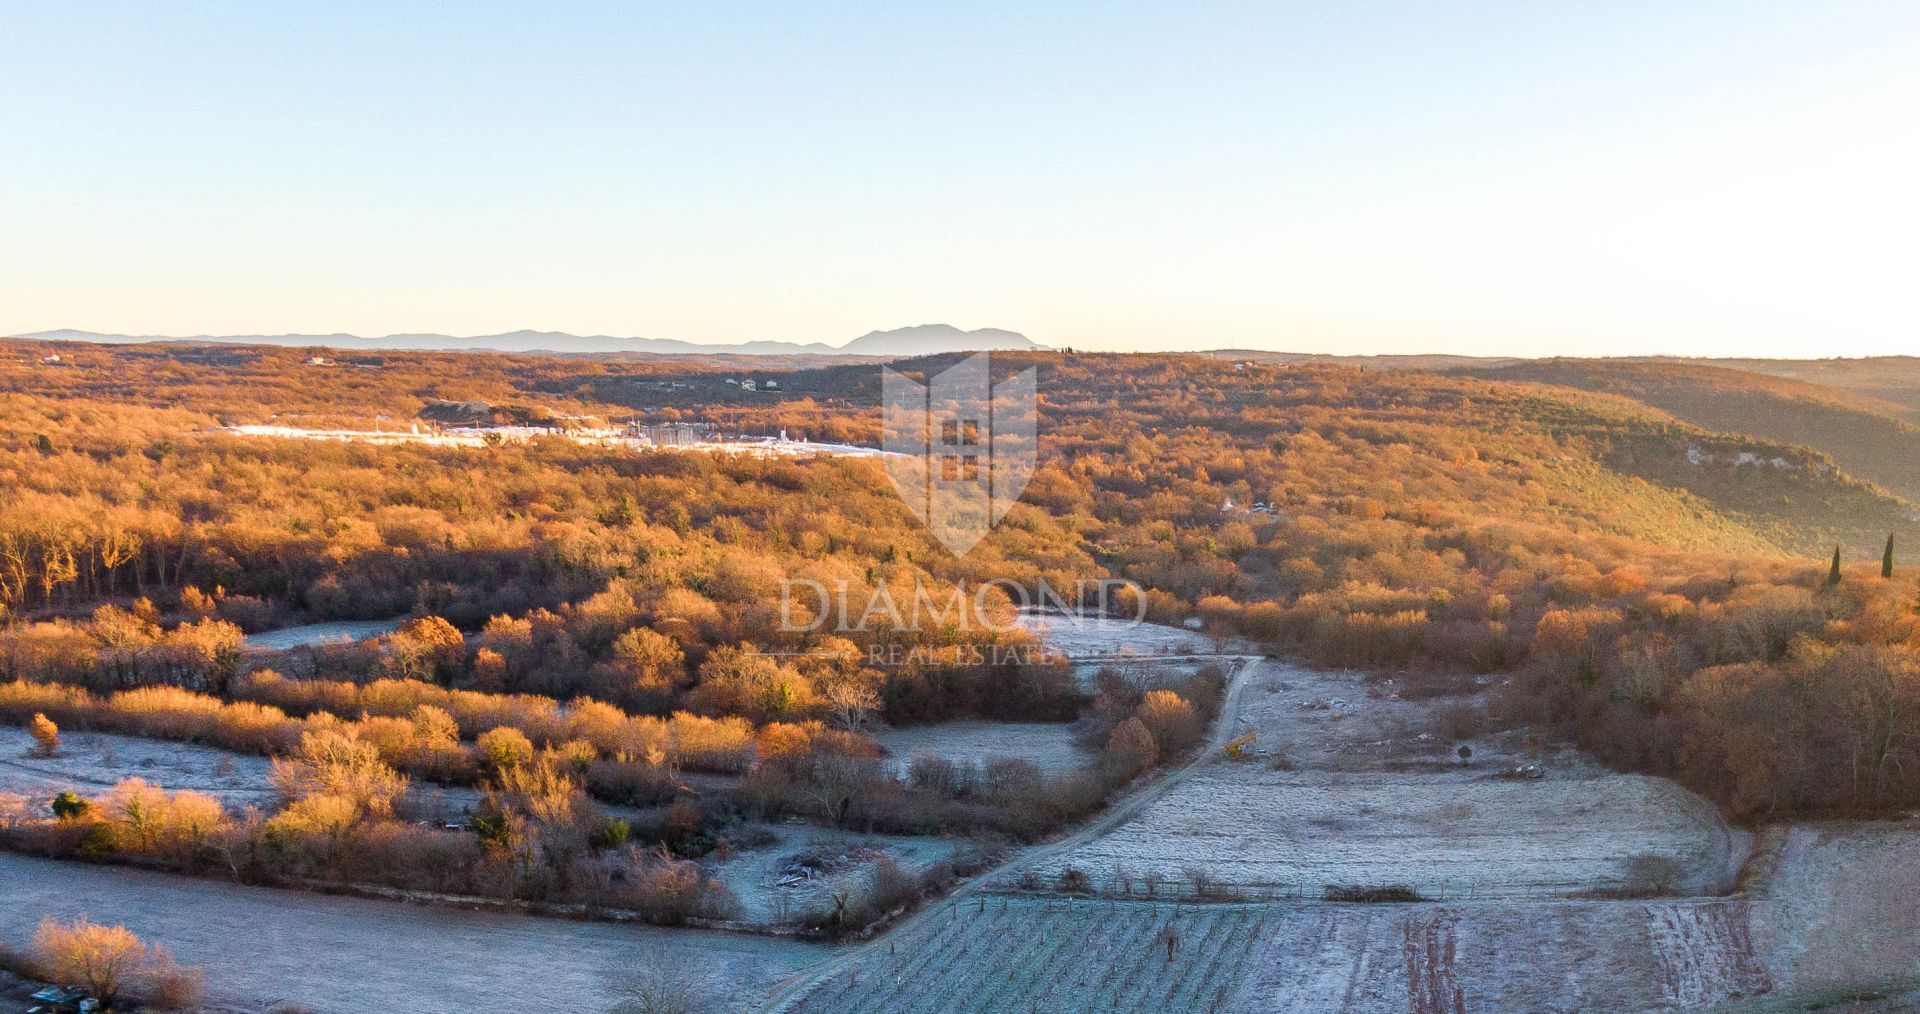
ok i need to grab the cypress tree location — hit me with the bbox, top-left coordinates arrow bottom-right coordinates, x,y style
1885,534 -> 1896,579
1828,546 -> 1843,586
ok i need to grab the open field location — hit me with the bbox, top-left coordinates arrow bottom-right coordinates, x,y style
1015,613 -> 1223,661
1033,660 -> 1745,899
1036,766 -> 1744,899
0,851 -> 832,1013
780,894 -> 1781,1013
1748,821 -> 1920,994
1230,665 -> 1509,772
0,726 -> 279,812
786,896 -> 1271,1013
0,723 -> 498,822
786,818 -> 1920,1013
774,654 -> 1779,1010
1018,613 -> 1229,690
1232,899 -> 1779,1012
244,617 -> 406,650
873,720 -> 1087,778
707,824 -> 962,925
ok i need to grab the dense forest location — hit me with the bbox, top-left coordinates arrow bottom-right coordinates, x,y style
6,339 -> 1920,825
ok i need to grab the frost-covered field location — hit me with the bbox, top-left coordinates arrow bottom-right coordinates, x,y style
707,824 -> 960,925
1017,613 -> 1231,690
1237,899 -> 1777,1012
873,720 -> 1088,778
1230,664 -> 1504,771
245,617 -> 406,650
1015,613 -> 1224,660
0,852 -> 829,1013
783,894 -> 1779,1013
0,724 -> 500,823
1035,766 -> 1745,898
1749,821 -> 1920,994
1031,660 -> 1746,899
0,726 -> 279,811
788,896 -> 1270,1013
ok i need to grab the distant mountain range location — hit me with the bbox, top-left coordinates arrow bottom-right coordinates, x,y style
15,323 -> 1043,358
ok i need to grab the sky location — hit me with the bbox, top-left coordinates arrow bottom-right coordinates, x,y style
2,2 -> 1917,357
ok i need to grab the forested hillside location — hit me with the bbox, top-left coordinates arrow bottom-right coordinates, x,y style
6,340 -> 1920,821
1465,359 -> 1920,506
1658,356 -> 1920,422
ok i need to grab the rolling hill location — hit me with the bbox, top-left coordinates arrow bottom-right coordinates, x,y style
1461,360 -> 1920,506
14,323 -> 1042,358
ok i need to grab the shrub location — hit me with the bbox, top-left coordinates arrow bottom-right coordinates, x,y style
1100,717 -> 1158,780
32,915 -> 173,1007
1322,884 -> 1422,902
101,778 -> 230,856
28,712 -> 59,755
1622,853 -> 1681,897
270,728 -> 408,818
590,817 -> 631,851
1136,690 -> 1202,755
146,960 -> 207,1011
585,758 -> 678,806
51,790 -> 89,820
478,726 -> 535,770
611,846 -> 742,925
606,955 -> 711,1014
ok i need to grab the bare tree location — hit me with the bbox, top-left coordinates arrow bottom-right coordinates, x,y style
824,680 -> 882,732
605,955 -> 716,1014
34,916 -> 152,1007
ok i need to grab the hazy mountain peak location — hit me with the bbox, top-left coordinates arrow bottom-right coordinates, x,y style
841,324 -> 1043,356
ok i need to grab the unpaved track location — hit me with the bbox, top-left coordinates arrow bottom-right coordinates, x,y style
759,655 -> 1262,1011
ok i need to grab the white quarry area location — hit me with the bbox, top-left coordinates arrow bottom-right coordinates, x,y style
223,423 -> 898,458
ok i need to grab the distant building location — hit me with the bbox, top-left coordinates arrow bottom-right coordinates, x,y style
629,421 -> 715,446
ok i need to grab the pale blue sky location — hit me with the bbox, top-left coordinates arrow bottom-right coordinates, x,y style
3,2 -> 1917,355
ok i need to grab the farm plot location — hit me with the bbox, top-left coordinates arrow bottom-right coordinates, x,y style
0,725 -> 279,812
1747,821 -> 1920,994
785,896 -> 1271,1014
1234,899 -> 1772,1012
707,824 -> 961,924
787,894 -> 1774,1014
1034,660 -> 1746,899
1033,764 -> 1745,899
0,852 -> 829,1013
873,720 -> 1087,778
1228,663 -> 1536,772
784,895 -> 1775,1013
